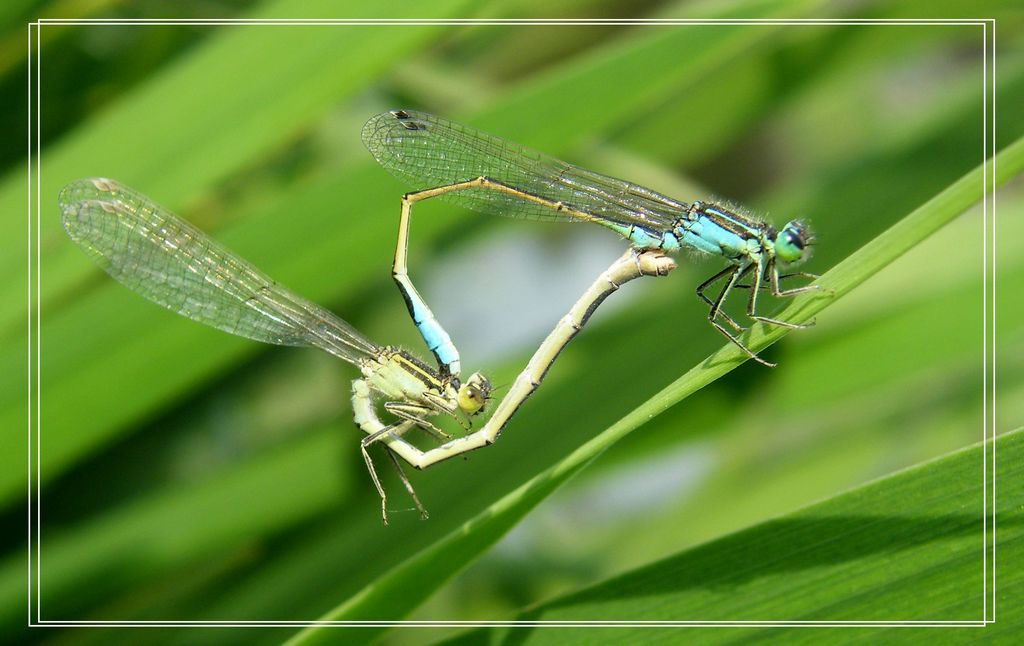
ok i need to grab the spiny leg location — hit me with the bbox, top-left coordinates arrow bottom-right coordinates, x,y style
734,271 -> 817,291
706,264 -> 776,367
352,378 -> 442,523
360,420 -> 416,525
697,265 -> 746,333
769,267 -> 825,298
385,449 -> 429,519
746,259 -> 815,330
384,400 -> 452,441
422,389 -> 471,431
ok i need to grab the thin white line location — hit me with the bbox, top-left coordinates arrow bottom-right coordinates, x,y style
981,21 -> 987,623
25,20 -> 33,629
990,17 -> 997,624
31,17 -> 995,627
34,18 -> 990,23
36,19 -> 42,624
33,620 -> 990,627
32,19 -> 990,26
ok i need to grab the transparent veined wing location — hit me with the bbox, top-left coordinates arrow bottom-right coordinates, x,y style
59,178 -> 380,364
362,110 -> 686,229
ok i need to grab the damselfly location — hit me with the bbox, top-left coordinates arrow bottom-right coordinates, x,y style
363,110 -> 822,367
60,178 -> 674,523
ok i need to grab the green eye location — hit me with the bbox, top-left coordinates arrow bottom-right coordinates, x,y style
775,220 -> 811,264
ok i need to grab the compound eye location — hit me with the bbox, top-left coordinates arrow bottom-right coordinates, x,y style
775,220 -> 811,264
457,385 -> 484,415
457,372 -> 492,415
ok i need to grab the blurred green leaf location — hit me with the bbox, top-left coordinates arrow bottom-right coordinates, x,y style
442,427 -> 1014,642
3,0 -> 472,338
1,425 -> 344,624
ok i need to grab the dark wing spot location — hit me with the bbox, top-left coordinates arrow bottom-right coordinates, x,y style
391,110 -> 426,130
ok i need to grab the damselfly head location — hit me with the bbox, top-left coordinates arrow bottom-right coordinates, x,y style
774,220 -> 815,265
457,372 -> 492,416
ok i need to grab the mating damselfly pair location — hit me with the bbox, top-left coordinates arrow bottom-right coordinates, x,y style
60,111 -> 820,523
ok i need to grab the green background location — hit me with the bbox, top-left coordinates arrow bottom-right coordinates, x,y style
3,0 -> 1021,643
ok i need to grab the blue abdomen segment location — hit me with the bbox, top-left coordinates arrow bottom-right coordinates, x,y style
600,209 -> 750,260
605,223 -> 681,252
678,214 -> 748,258
395,274 -> 461,377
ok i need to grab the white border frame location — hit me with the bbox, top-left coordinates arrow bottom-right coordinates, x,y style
25,17 -> 998,630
